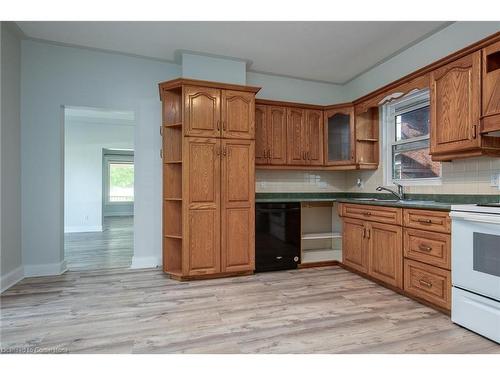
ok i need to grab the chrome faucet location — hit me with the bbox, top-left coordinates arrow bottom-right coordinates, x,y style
376,183 -> 406,200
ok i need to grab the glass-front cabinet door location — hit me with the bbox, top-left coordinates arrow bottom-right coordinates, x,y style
324,106 -> 355,165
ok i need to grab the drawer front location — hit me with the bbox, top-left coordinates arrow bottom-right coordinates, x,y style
341,204 -> 402,225
404,228 -> 451,270
403,209 -> 451,233
404,259 -> 451,310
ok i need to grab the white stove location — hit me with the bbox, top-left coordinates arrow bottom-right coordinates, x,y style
450,203 -> 500,343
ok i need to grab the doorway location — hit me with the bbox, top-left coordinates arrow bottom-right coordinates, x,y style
63,106 -> 135,270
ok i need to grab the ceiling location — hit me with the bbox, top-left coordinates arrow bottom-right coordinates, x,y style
16,21 -> 451,84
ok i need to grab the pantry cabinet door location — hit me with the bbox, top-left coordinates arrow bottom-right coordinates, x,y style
222,90 -> 255,139
221,139 -> 255,273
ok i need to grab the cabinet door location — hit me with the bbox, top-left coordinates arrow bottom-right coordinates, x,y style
221,139 -> 255,272
184,137 -> 221,275
342,218 -> 368,273
268,106 -> 287,165
368,222 -> 403,289
430,52 -> 481,156
482,40 -> 500,132
255,104 -> 268,165
221,90 -> 255,139
286,108 -> 307,165
184,85 -> 221,138
324,106 -> 355,165
306,109 -> 324,165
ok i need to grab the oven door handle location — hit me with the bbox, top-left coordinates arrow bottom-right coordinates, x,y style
450,211 -> 500,225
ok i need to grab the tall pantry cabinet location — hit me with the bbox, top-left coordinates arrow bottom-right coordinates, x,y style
159,79 -> 260,280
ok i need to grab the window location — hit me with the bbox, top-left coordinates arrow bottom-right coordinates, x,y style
382,89 -> 441,185
108,162 -> 134,202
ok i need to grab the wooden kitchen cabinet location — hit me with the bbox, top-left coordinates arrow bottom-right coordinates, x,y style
342,217 -> 368,273
221,139 -> 255,273
184,84 -> 255,140
184,137 -> 221,275
287,108 -> 323,166
482,39 -> 500,133
430,52 -> 482,159
287,107 -> 308,165
341,207 -> 402,288
324,106 -> 355,166
160,78 -> 260,280
255,105 -> 287,165
368,221 -> 403,289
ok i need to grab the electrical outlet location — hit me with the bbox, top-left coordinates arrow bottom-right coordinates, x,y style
490,173 -> 500,187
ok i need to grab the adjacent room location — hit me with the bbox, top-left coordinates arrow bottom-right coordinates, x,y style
1,13 -> 500,365
64,106 -> 135,270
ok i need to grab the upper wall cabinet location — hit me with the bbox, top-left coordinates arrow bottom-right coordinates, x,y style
482,40 -> 500,133
430,51 -> 500,160
184,85 -> 255,139
324,106 -> 355,166
255,105 -> 287,165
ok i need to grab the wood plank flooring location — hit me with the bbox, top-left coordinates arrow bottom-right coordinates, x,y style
1,266 -> 498,353
64,216 -> 133,271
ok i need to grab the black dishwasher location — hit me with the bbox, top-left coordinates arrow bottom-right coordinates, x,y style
255,203 -> 301,272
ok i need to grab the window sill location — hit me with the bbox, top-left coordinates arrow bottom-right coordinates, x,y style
392,178 -> 442,187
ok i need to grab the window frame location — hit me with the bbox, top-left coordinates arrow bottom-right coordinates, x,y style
103,152 -> 135,205
382,89 -> 441,186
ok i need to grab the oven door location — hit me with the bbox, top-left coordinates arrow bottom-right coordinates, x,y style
450,211 -> 500,301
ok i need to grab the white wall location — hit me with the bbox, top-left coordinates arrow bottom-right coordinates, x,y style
1,23 -> 23,292
247,71 -> 345,105
344,21 -> 500,100
64,114 -> 134,233
21,40 -> 181,275
0,23 -> 23,290
182,53 -> 247,85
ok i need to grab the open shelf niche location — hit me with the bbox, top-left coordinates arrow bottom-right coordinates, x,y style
355,107 -> 379,168
300,202 -> 342,264
162,86 -> 183,274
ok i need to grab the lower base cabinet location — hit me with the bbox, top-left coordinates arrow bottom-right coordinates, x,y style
404,259 -> 451,310
342,216 -> 403,289
340,203 -> 451,312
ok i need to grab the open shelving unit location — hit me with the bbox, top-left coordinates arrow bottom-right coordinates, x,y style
161,86 -> 183,276
355,107 -> 379,168
300,202 -> 342,264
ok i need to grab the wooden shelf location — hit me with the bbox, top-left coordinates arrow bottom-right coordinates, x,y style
164,198 -> 182,201
302,232 -> 341,240
357,138 -> 378,142
165,161 -> 182,164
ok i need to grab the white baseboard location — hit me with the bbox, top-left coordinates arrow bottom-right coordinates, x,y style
64,225 -> 103,233
24,260 -> 68,277
0,265 -> 25,293
130,256 -> 161,269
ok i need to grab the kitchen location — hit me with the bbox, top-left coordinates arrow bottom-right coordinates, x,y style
1,15 -> 500,368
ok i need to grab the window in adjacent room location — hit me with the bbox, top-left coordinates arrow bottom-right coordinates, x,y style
382,89 -> 441,185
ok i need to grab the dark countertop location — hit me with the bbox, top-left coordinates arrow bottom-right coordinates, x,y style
255,192 -> 500,211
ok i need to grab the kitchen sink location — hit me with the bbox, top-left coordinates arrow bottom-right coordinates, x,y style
352,198 -> 435,204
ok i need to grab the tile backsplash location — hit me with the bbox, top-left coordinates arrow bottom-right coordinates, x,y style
256,157 -> 500,195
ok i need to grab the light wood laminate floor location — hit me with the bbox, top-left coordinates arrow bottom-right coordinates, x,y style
64,216 -> 133,271
1,266 -> 498,353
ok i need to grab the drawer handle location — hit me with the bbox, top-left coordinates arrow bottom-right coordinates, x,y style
363,212 -> 372,216
418,244 -> 432,252
419,279 -> 433,288
417,218 -> 433,224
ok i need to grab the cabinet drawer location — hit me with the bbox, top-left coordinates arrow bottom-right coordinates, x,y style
404,228 -> 450,270
404,259 -> 451,310
403,209 -> 450,233
341,203 -> 402,225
